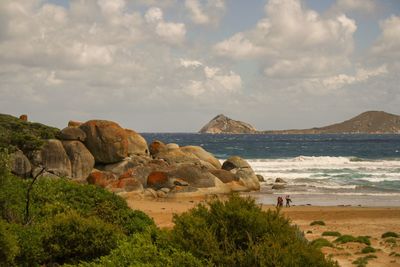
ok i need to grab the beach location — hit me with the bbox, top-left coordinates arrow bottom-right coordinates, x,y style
127,197 -> 400,267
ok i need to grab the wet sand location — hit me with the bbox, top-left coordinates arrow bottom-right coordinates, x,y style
127,197 -> 400,267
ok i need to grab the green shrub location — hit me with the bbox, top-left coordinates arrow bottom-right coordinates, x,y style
322,231 -> 341,237
381,231 -> 399,238
310,220 -> 326,226
384,237 -> 397,244
0,170 -> 27,223
352,255 -> 377,267
11,223 -> 46,265
335,235 -> 370,246
32,178 -> 154,234
0,220 -> 19,266
311,238 -> 334,249
390,252 -> 400,257
75,229 -> 203,267
41,211 -> 123,264
171,194 -> 337,267
361,246 -> 376,254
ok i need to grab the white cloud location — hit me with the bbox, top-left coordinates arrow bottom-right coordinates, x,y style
185,0 -> 225,25
155,21 -> 186,44
334,0 -> 376,14
372,15 -> 400,59
214,0 -> 357,78
180,59 -> 203,68
144,7 -> 163,23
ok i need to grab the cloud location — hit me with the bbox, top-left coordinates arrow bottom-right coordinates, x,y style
332,0 -> 376,14
214,0 -> 357,78
371,15 -> 400,60
185,0 -> 225,25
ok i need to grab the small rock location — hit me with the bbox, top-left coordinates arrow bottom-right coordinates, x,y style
159,187 -> 170,194
157,190 -> 168,198
256,174 -> 265,182
68,120 -> 83,127
19,114 -> 28,121
144,188 -> 158,198
166,143 -> 180,150
275,178 -> 286,183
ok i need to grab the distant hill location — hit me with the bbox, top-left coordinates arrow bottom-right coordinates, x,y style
200,111 -> 400,134
199,114 -> 257,134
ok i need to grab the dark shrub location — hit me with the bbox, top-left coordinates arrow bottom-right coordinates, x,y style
0,169 -> 26,223
171,194 -> 337,267
0,220 -> 19,266
41,211 -> 122,264
381,231 -> 399,238
310,220 -> 326,226
335,235 -> 370,246
322,231 -> 341,237
311,238 -> 334,249
361,246 -> 376,254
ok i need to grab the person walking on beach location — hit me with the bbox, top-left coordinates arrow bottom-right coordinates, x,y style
285,195 -> 292,207
276,196 -> 283,207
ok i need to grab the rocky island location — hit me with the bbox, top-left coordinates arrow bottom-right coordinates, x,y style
199,111 -> 400,134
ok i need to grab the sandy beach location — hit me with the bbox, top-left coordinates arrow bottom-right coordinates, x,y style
127,197 -> 400,267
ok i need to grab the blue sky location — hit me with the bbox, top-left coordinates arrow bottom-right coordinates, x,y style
0,0 -> 399,131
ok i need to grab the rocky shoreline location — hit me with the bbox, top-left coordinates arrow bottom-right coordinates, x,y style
10,119 -> 262,199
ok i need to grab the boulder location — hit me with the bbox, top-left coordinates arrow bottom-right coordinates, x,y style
166,143 -> 179,150
257,174 -> 265,182
222,156 -> 251,171
87,170 -> 117,188
157,190 -> 168,198
62,141 -> 94,179
149,140 -> 167,156
19,114 -> 28,121
68,120 -> 83,127
180,146 -> 221,169
221,156 -> 260,191
144,188 -> 158,198
126,160 -> 172,187
210,169 -> 237,183
147,171 -> 171,190
99,155 -> 150,177
10,150 -> 31,177
80,120 -> 129,164
109,177 -> 143,192
168,164 -> 217,188
275,178 -> 286,183
38,139 -> 71,177
59,127 -> 87,141
125,129 -> 149,156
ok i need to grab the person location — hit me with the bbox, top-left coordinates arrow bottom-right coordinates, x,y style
276,196 -> 283,207
285,195 -> 292,207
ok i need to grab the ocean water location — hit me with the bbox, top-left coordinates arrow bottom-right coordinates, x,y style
142,134 -> 400,200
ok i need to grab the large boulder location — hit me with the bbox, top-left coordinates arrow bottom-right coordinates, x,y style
59,127 -> 87,142
149,140 -> 168,156
87,170 -> 117,188
79,120 -> 129,164
125,129 -> 149,156
221,156 -> 260,191
168,164 -> 218,188
98,155 -> 150,177
180,146 -> 221,169
62,141 -> 95,179
126,160 -> 172,187
210,169 -> 237,183
37,139 -> 71,177
108,177 -> 143,193
147,171 -> 171,190
68,120 -> 83,127
10,150 -> 31,178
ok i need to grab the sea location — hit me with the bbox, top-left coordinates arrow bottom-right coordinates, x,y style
142,133 -> 400,206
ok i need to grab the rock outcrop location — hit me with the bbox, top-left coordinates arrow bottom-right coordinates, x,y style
60,127 -> 87,142
62,141 -> 94,179
199,114 -> 257,134
36,139 -> 72,177
10,150 -> 31,177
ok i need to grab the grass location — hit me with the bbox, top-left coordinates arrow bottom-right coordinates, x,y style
322,231 -> 341,237
310,220 -> 326,226
311,238 -> 334,249
361,246 -> 376,254
335,235 -> 371,246
389,252 -> 400,257
381,232 -> 399,238
306,230 -> 313,234
384,238 -> 397,244
352,255 -> 377,267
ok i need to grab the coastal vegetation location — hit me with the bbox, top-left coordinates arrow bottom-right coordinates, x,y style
311,238 -> 334,249
352,254 -> 377,267
381,231 -> 399,238
335,235 -> 371,246
310,220 -> 326,226
361,246 -> 377,254
322,231 -> 342,237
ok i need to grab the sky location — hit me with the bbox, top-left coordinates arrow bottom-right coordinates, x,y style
0,0 -> 399,132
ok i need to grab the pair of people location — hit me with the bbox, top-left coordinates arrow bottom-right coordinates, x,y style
276,195 -> 292,207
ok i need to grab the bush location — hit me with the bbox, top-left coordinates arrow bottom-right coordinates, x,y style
11,223 -> 46,265
322,231 -> 341,237
361,246 -> 376,254
335,235 -> 370,246
310,220 -> 326,226
76,229 -> 203,267
352,255 -> 377,267
0,220 -> 19,266
0,169 -> 27,223
31,178 -> 154,234
41,211 -> 123,264
171,194 -> 337,267
384,238 -> 397,244
311,238 -> 334,249
381,231 -> 399,238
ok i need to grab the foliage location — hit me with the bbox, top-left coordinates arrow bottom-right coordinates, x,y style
361,246 -> 376,254
384,237 -> 397,244
311,238 -> 334,249
75,229 -> 204,267
310,220 -> 326,226
31,178 -> 154,234
41,211 -> 122,264
381,231 -> 399,238
322,231 -> 341,237
335,235 -> 370,246
0,220 -> 19,266
171,194 -> 337,267
352,255 -> 377,267
0,113 -> 59,154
